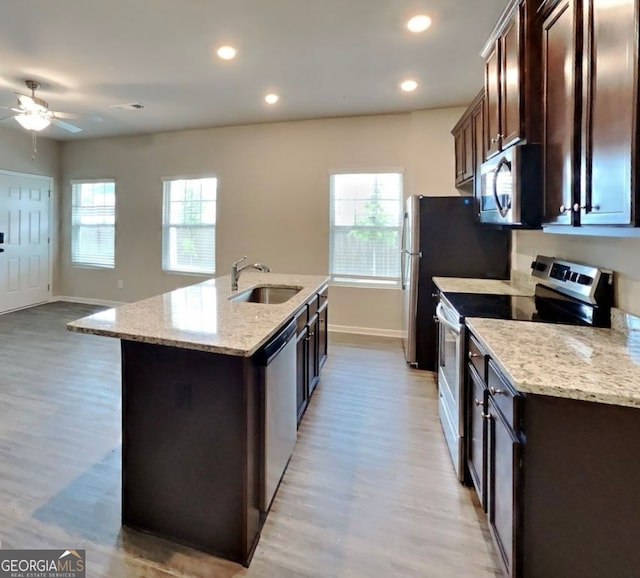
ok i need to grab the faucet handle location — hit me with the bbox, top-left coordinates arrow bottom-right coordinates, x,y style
232,255 -> 248,268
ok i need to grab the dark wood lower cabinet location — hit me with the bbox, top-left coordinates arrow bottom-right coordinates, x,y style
466,328 -> 640,577
295,290 -> 329,425
467,366 -> 487,510
296,325 -> 308,421
307,312 -> 319,395
318,303 -> 328,371
487,397 -> 521,578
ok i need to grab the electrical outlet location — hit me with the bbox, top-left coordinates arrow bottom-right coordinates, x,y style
117,280 -> 124,289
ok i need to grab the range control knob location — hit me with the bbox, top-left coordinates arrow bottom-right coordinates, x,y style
530,261 -> 547,272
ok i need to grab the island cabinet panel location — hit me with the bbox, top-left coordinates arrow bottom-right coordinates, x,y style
121,340 -> 261,567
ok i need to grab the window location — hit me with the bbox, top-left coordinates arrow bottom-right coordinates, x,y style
71,180 -> 116,268
329,172 -> 403,286
162,177 -> 217,275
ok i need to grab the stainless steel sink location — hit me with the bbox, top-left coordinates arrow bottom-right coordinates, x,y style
229,285 -> 302,304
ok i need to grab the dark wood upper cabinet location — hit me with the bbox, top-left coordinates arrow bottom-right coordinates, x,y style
541,0 -> 640,226
452,90 -> 485,192
485,44 -> 502,158
541,0 -> 577,225
481,0 -> 543,159
580,0 -> 638,225
500,14 -> 522,149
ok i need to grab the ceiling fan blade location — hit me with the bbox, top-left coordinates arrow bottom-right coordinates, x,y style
52,111 -> 80,120
0,113 -> 15,122
51,117 -> 82,133
16,93 -> 37,110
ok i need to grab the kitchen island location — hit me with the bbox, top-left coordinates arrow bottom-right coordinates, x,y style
67,271 -> 329,566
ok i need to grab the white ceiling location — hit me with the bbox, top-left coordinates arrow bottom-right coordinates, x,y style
0,0 -> 507,141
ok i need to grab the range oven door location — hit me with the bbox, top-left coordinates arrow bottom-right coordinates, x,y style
436,300 -> 465,481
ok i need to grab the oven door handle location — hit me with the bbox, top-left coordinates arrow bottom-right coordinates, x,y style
435,302 -> 461,335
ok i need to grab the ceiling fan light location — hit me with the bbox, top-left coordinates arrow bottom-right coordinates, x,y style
15,113 -> 51,132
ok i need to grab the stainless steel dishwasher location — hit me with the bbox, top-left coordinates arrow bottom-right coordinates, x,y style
254,319 -> 297,511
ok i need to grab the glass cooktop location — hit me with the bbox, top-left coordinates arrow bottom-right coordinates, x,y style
441,290 -> 595,326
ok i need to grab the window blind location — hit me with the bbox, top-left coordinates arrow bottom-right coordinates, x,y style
71,180 -> 116,268
162,177 -> 217,275
329,173 -> 403,284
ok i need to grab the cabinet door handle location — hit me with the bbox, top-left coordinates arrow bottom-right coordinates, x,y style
482,413 -> 491,420
474,399 -> 483,407
559,204 -> 571,214
489,386 -> 505,396
308,331 -> 315,337
432,292 -> 439,298
573,203 -> 601,212
468,351 -> 481,359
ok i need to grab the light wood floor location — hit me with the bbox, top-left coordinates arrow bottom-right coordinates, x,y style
0,302 -> 503,577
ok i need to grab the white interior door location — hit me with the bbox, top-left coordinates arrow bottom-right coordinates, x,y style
0,171 -> 51,313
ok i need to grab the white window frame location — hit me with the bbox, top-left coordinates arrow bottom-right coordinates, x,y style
70,179 -> 116,269
162,176 -> 217,276
329,171 -> 404,289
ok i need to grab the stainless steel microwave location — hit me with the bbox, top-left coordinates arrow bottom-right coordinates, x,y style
478,144 -> 543,228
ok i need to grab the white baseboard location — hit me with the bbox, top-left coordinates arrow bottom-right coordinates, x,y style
52,295 -> 127,308
328,324 -> 403,339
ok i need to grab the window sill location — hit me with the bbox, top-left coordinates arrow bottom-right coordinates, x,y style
330,278 -> 400,291
162,269 -> 216,277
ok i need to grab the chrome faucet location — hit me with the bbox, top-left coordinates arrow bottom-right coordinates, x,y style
231,255 -> 271,291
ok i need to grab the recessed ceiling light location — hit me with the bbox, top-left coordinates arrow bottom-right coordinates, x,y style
400,80 -> 418,92
216,45 -> 237,60
265,93 -> 279,105
407,15 -> 432,33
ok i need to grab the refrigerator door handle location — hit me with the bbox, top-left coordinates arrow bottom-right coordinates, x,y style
402,249 -> 422,257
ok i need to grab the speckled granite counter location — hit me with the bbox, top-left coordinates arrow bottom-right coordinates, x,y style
466,317 -> 640,408
433,276 -> 534,296
67,272 -> 329,357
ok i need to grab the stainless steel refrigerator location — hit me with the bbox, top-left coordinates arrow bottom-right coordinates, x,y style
401,195 -> 511,370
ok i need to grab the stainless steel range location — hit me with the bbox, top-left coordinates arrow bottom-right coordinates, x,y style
435,255 -> 613,481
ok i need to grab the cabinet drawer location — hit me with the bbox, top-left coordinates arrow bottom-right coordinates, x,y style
294,306 -> 308,335
468,333 -> 486,379
307,296 -> 319,318
318,286 -> 328,309
487,360 -> 520,430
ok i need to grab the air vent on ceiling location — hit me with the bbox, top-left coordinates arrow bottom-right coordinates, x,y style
109,103 -> 145,111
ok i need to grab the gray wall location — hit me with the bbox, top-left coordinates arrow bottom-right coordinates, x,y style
59,108 -> 466,334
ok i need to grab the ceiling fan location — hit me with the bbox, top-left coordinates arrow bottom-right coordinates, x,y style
0,80 -> 82,133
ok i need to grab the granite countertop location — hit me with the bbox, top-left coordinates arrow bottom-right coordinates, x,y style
67,272 -> 329,357
466,317 -> 640,408
433,276 -> 534,296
